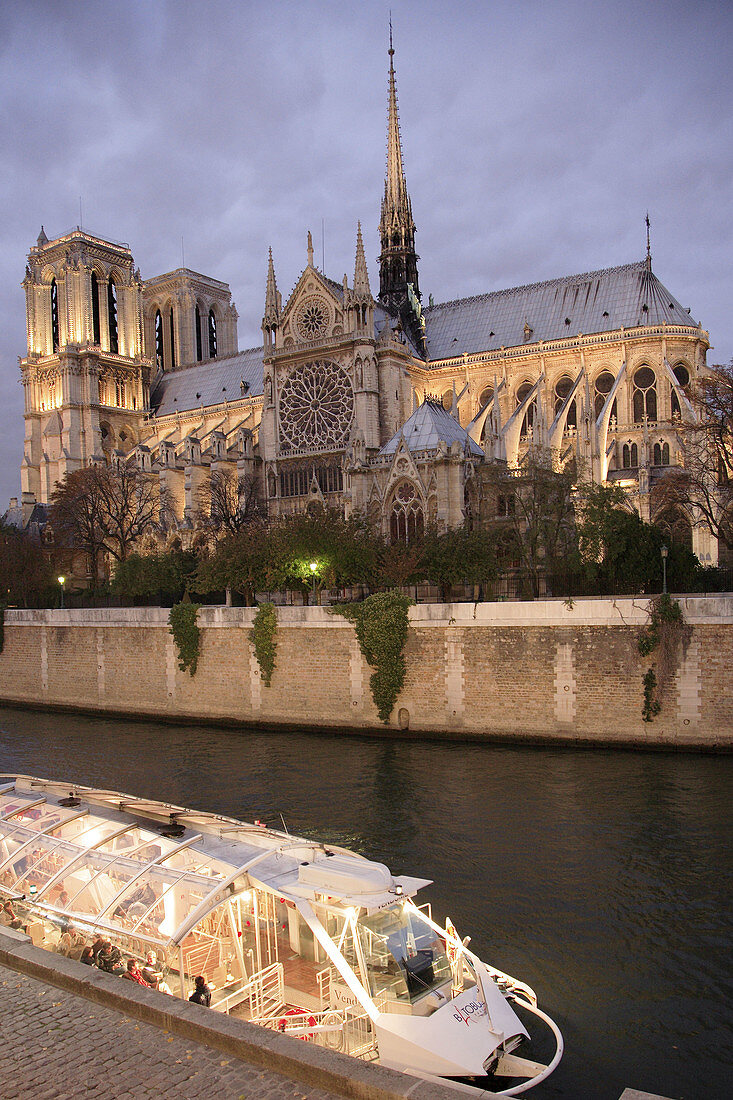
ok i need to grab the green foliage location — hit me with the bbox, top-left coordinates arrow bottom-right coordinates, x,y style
577,489 -> 702,594
250,602 -> 277,687
168,601 -> 201,676
637,595 -> 685,721
112,550 -> 199,600
332,592 -> 413,723
420,525 -> 496,598
642,669 -> 662,722
637,594 -> 684,656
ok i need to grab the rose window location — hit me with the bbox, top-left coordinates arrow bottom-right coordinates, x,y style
296,297 -> 329,340
279,361 -> 354,450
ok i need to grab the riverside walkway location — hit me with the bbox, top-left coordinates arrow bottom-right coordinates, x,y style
0,962 -> 338,1100
0,930 -> 463,1100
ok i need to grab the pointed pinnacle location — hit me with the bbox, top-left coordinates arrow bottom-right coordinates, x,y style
353,221 -> 371,296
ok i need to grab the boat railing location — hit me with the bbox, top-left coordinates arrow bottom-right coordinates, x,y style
217,961 -> 284,1017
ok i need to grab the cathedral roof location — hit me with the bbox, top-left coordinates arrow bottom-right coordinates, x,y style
379,398 -> 484,458
423,261 -> 697,362
150,347 -> 264,416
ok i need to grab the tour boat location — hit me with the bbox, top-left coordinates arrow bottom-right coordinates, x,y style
0,775 -> 563,1094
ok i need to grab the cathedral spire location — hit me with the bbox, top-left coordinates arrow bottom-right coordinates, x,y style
353,221 -> 371,297
263,248 -> 280,347
378,24 -> 421,323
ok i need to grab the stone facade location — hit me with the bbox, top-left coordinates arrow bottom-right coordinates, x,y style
1,599 -> 730,748
14,43 -> 718,563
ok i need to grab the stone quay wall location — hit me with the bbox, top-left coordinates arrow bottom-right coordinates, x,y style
1,597 -> 731,749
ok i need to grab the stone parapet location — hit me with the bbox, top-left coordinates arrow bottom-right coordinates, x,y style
1,598 -> 731,748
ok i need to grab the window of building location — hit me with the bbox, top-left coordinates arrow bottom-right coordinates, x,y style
652,442 -> 670,466
91,272 -> 101,344
516,382 -> 535,439
208,310 -> 217,359
497,493 -> 515,517
155,310 -> 164,370
195,306 -> 203,362
622,442 -> 639,469
169,308 -> 176,370
670,363 -> 690,419
50,278 -> 59,352
655,507 -> 693,552
594,370 -> 617,421
390,481 -> 424,544
633,366 -> 657,422
107,280 -> 118,354
554,375 -> 577,429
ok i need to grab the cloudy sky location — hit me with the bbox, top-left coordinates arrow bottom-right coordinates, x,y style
1,0 -> 731,509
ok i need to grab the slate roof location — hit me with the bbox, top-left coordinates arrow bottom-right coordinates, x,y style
379,398 -> 484,458
150,347 -> 264,416
423,261 -> 697,362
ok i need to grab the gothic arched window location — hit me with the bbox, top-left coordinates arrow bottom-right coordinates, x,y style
91,272 -> 101,344
516,382 -> 535,440
390,481 -> 424,544
671,363 -> 689,419
656,507 -> 693,552
50,278 -> 59,352
195,306 -> 203,362
554,375 -> 576,429
155,310 -> 164,370
208,309 -> 217,359
107,280 -> 118,354
633,366 -> 657,422
594,371 -> 617,421
169,308 -> 176,370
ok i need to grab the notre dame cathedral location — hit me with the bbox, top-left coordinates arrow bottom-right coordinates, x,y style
15,41 -> 718,563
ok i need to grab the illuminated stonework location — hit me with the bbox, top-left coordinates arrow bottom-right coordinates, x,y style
295,296 -> 329,340
278,361 -> 353,450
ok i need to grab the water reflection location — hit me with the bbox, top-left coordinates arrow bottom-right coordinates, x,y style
0,706 -> 730,1100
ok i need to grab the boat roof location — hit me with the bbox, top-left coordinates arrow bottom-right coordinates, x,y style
0,776 -> 428,948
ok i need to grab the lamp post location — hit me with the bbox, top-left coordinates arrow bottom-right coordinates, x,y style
58,575 -> 66,609
660,545 -> 668,595
309,561 -> 318,605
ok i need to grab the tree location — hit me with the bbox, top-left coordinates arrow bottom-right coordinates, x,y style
49,468 -> 109,588
576,488 -> 700,593
111,549 -> 199,602
49,464 -> 169,586
267,508 -> 380,600
483,451 -> 579,596
420,525 -> 496,601
657,360 -> 733,560
196,470 -> 264,537
377,538 -> 426,589
0,519 -> 53,606
192,521 -> 273,606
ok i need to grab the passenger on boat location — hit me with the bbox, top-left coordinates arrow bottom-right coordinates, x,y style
141,951 -> 164,989
97,942 -> 125,975
189,975 -> 211,1007
57,924 -> 87,958
0,899 -> 24,931
90,934 -> 107,961
122,959 -> 151,987
80,947 -> 95,966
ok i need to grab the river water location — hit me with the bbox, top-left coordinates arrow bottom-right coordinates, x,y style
0,705 -> 730,1100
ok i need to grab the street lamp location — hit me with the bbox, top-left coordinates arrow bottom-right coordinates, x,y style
660,545 -> 668,595
58,575 -> 66,609
309,561 -> 318,605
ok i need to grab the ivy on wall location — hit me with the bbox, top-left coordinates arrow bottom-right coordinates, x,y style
637,594 -> 686,722
251,602 -> 277,687
332,592 -> 413,723
169,601 -> 201,676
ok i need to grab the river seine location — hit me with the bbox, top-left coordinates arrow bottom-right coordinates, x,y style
0,705 -> 730,1099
